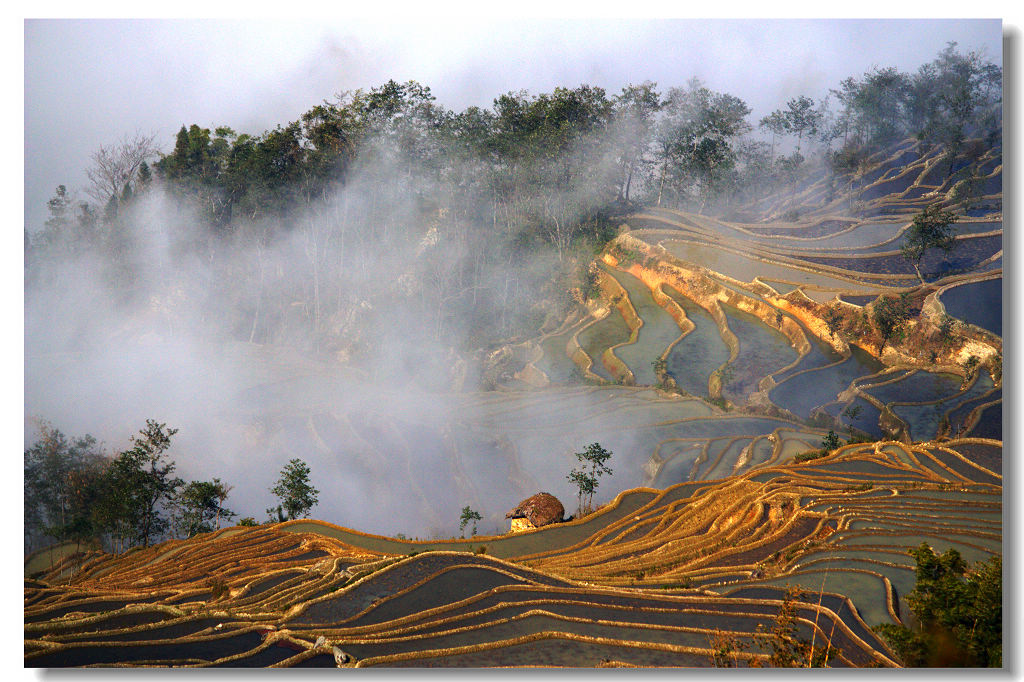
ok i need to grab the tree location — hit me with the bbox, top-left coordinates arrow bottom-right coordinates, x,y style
824,306 -> 844,339
821,430 -> 841,451
901,204 -> 959,280
172,478 -> 236,538
24,421 -> 106,551
755,586 -> 834,667
80,420 -> 182,552
875,544 -> 1001,667
269,458 -> 320,520
842,404 -> 863,439
566,468 -> 597,517
872,294 -> 912,349
567,443 -> 613,515
913,43 -> 1002,170
44,185 -> 72,236
782,96 -> 823,153
852,67 -> 912,145
459,505 -> 482,537
655,79 -> 751,210
612,81 -> 662,202
84,132 -> 159,206
117,420 -> 182,548
759,110 -> 789,167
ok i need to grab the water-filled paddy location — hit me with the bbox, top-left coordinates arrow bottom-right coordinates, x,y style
67,616 -> 224,644
651,442 -> 706,487
894,488 -> 1000,505
605,267 -> 685,385
799,458 -> 920,479
863,221 -> 1000,256
971,402 -> 1002,439
893,403 -> 955,442
939,277 -> 1002,335
335,612 -> 741,661
746,437 -> 775,468
802,234 -> 1002,280
920,450 -> 1001,485
744,218 -> 857,239
782,222 -> 905,251
376,635 -> 710,668
842,398 -> 883,438
864,370 -> 962,407
943,375 -> 996,432
761,279 -> 799,295
661,240 -> 879,292
798,548 -> 916,568
835,532 -> 998,562
284,489 -> 659,559
661,287 -> 729,397
835,290 -> 876,303
719,303 -> 797,401
879,443 -> 917,467
576,311 -> 632,381
344,567 -> 529,627
953,442 -> 1002,474
704,438 -> 752,480
537,323 -> 585,383
795,556 -> 915,602
26,631 -> 268,667
846,518 -> 999,540
769,347 -> 883,420
738,570 -> 893,626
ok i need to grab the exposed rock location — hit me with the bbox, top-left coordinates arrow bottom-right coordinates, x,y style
333,646 -> 353,666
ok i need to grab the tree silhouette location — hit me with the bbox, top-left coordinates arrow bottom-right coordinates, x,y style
269,459 -> 320,521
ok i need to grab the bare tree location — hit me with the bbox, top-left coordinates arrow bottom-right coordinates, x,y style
84,132 -> 160,205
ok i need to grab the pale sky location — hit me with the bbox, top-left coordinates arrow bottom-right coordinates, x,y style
24,17 -> 1003,228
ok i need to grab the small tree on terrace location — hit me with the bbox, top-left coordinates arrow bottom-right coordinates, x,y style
102,420 -> 183,549
459,505 -> 482,537
901,204 -> 959,281
269,458 -> 320,521
173,478 -> 236,538
872,293 -> 913,350
567,443 -> 613,515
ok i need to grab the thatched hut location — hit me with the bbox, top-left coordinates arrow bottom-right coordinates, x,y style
505,492 -> 565,532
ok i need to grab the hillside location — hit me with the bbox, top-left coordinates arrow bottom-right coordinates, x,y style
25,133 -> 1002,667
26,436 -> 999,667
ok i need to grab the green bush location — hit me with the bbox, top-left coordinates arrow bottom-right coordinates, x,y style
874,544 -> 1001,667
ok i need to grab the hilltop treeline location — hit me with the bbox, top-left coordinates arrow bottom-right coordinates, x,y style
24,420 -> 325,554
26,43 -> 1001,367
24,420 -> 229,554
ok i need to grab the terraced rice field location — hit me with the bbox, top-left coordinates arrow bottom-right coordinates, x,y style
26,435 -> 999,668
662,287 -> 730,397
938,277 -> 1002,335
26,138 -> 1001,667
605,268 -> 686,386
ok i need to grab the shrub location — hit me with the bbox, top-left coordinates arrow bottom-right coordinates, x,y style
874,545 -> 1001,666
794,450 -> 827,464
207,576 -> 229,600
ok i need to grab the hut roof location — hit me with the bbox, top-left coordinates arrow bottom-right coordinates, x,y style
505,492 -> 565,528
